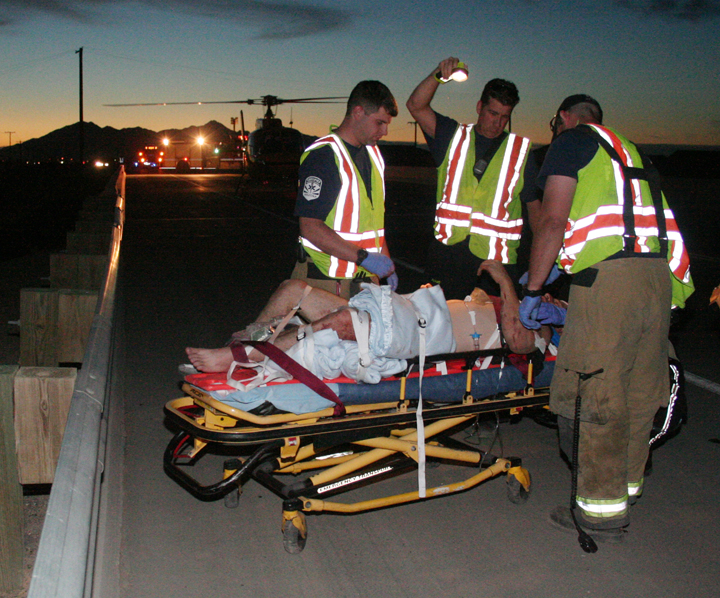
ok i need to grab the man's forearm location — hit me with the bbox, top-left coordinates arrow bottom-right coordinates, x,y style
527,175 -> 576,290
406,67 -> 442,138
299,218 -> 362,263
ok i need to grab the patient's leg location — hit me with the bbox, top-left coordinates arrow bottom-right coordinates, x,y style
254,279 -> 348,323
185,307 -> 360,373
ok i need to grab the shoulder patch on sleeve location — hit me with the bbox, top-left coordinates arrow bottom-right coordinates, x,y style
302,176 -> 322,200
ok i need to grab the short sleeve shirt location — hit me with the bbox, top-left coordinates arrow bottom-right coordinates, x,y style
536,128 -> 599,189
294,141 -> 373,220
425,111 -> 540,203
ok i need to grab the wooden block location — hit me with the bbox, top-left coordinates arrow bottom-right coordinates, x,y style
20,289 -> 58,367
0,366 -> 23,593
65,231 -> 111,255
73,220 -> 112,235
50,253 -> 108,289
13,367 -> 76,484
57,290 -> 98,364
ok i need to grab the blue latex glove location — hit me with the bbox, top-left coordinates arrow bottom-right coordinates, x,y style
386,272 -> 399,292
536,302 -> 567,327
519,264 -> 563,287
360,253 -> 395,278
519,295 -> 543,330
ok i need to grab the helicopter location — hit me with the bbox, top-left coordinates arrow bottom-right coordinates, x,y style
105,95 -> 346,180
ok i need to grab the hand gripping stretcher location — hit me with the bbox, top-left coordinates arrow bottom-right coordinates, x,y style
163,343 -> 556,553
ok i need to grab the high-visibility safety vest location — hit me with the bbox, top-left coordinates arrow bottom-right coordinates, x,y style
434,125 -> 531,264
300,134 -> 386,279
558,124 -> 694,308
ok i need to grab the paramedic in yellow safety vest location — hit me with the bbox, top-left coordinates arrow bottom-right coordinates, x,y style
520,94 -> 694,544
406,57 -> 541,300
292,80 -> 399,300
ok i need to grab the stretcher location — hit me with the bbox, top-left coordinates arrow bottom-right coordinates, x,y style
163,346 -> 555,553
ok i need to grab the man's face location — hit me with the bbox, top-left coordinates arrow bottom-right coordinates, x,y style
354,106 -> 393,146
475,97 -> 513,139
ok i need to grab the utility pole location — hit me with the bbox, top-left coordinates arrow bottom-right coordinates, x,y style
4,131 -> 16,160
76,47 -> 84,164
408,121 -> 419,147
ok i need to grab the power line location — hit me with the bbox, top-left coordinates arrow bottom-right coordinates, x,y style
0,49 -> 75,77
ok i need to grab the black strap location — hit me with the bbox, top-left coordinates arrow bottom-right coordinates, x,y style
473,130 -> 508,182
575,125 -> 668,258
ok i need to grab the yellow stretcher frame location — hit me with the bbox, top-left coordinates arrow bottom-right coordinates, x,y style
163,367 -> 549,554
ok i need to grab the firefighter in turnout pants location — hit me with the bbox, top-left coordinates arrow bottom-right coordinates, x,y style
292,81 -> 399,299
520,94 -> 694,544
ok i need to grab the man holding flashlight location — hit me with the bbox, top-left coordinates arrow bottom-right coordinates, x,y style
407,57 -> 540,300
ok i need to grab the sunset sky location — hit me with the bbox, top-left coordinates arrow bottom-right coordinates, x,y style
2,0 -> 719,149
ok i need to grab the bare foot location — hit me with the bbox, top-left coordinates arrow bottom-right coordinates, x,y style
185,346 -> 234,373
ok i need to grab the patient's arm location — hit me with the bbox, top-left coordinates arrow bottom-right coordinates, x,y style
477,260 -> 551,354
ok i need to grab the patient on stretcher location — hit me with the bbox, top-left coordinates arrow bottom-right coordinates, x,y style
186,261 -> 564,384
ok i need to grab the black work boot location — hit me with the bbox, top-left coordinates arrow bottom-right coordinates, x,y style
549,506 -> 628,544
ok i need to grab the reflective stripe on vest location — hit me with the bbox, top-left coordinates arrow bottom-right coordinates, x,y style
559,125 -> 691,287
435,126 -> 529,261
300,134 -> 385,278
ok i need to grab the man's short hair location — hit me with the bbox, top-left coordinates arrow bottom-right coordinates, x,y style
557,94 -> 603,124
346,80 -> 398,117
480,78 -> 520,108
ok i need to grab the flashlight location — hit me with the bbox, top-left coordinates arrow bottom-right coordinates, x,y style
435,61 -> 468,84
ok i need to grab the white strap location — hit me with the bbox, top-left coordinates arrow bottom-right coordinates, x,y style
478,325 -> 501,370
349,308 -> 372,382
268,284 -> 313,344
415,312 -> 428,498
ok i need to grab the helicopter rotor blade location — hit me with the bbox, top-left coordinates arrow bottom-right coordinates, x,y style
104,96 -> 346,108
274,97 -> 347,103
104,100 -> 254,107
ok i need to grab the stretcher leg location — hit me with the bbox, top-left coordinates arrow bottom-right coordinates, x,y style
281,499 -> 307,554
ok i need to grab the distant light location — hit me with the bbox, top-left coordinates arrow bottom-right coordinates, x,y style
162,138 -> 170,146
197,136 -> 205,145
213,148 -> 219,154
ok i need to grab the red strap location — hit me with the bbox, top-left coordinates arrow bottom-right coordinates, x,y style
229,342 -> 249,363
243,340 -> 346,417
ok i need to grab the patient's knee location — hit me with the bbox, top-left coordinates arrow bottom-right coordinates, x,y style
313,307 -> 360,341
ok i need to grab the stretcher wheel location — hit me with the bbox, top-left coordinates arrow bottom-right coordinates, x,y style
282,511 -> 307,554
506,468 -> 531,504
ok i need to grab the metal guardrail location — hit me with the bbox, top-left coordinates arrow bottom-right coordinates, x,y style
27,167 -> 126,598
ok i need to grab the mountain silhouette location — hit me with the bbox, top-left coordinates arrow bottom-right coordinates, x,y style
0,121 -> 241,163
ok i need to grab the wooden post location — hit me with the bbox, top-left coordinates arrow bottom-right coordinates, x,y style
19,289 -> 98,366
57,289 -> 98,364
73,220 -> 111,235
65,231 -> 111,255
13,367 -> 76,485
0,366 -> 23,594
20,289 -> 59,367
50,253 -> 108,290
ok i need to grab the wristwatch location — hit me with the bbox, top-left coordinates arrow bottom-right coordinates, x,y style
355,248 -> 369,266
522,285 -> 544,298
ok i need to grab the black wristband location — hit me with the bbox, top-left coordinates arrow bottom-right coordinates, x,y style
522,285 -> 544,298
355,248 -> 369,266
